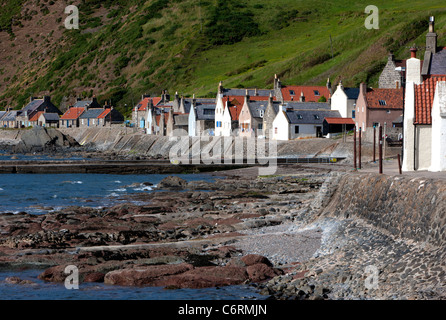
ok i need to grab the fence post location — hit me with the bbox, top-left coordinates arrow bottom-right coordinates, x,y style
379,126 -> 383,174
353,127 -> 357,170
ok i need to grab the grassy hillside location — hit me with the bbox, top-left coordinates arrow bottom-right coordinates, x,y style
1,0 -> 446,117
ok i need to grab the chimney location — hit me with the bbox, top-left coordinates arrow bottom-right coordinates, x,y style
359,82 -> 367,98
299,91 -> 305,102
406,46 -> 422,85
426,16 -> 437,54
254,88 -> 258,96
410,46 -> 417,59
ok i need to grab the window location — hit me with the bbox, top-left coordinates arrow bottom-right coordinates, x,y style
294,126 -> 299,134
352,110 -> 355,119
313,90 -> 320,96
258,123 -> 263,130
387,110 -> 391,114
289,90 -> 295,96
379,100 -> 387,106
314,115 -> 320,120
259,110 -> 264,118
297,114 -> 303,119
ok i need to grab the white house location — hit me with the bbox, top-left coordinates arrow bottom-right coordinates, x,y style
272,106 -> 341,140
330,81 -> 359,119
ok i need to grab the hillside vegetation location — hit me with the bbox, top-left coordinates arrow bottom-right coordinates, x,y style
1,0 -> 446,117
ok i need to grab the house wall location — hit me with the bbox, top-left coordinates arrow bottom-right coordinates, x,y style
403,82 -> 416,172
272,111 -> 289,140
416,125 -> 432,171
355,84 -> 368,132
430,81 -> 446,172
263,101 -> 276,139
289,124 -> 318,139
379,55 -> 401,89
214,95 -> 225,136
239,101 -> 252,138
331,86 -> 348,118
221,105 -> 234,137
367,109 -> 402,130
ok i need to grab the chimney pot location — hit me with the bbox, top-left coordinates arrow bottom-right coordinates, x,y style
410,47 -> 417,59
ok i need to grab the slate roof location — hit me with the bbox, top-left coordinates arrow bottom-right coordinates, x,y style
79,108 -> 107,119
195,104 -> 216,121
414,76 -> 446,125
22,99 -> 44,114
281,86 -> 330,102
174,114 -> 189,126
60,107 -> 85,120
0,111 -> 6,120
365,88 -> 403,109
344,88 -> 360,100
41,113 -> 60,121
247,101 -> 268,119
284,110 -> 342,124
2,111 -> 19,121
223,88 -> 273,97
270,101 -> 330,114
428,48 -> 446,75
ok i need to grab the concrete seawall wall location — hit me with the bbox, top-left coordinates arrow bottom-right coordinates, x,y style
319,173 -> 446,247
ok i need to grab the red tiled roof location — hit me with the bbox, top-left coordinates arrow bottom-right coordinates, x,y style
137,97 -> 162,111
60,107 -> 85,120
281,86 -> 330,102
366,88 -> 403,109
324,117 -> 355,125
414,76 -> 446,125
29,111 -> 44,122
98,109 -> 111,119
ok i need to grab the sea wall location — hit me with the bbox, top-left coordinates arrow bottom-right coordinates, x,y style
318,173 -> 446,247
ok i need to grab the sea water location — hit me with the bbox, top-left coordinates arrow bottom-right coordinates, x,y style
0,173 -> 264,300
0,173 -> 215,214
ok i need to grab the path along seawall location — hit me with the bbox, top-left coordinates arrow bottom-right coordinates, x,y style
260,171 -> 446,300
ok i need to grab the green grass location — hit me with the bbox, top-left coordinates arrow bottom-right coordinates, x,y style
2,0 -> 446,115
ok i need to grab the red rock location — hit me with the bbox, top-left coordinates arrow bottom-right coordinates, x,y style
84,272 -> 105,283
156,266 -> 249,289
246,263 -> 283,282
103,263 -> 194,286
241,254 -> 273,267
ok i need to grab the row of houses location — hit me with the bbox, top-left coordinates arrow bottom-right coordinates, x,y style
132,72 -> 403,141
1,97 -> 124,129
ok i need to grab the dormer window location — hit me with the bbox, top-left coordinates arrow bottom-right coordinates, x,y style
314,115 -> 320,120
289,90 -> 295,95
259,110 -> 264,118
297,114 -> 303,119
379,100 -> 387,106
313,90 -> 320,96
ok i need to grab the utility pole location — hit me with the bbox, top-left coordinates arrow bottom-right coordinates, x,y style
358,127 -> 362,169
373,125 -> 376,162
379,126 -> 383,174
354,127 -> 357,170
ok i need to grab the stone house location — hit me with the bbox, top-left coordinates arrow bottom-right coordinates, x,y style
238,92 -> 275,138
379,53 -> 407,89
59,107 -> 85,128
188,98 -> 216,137
16,96 -> 62,127
0,110 -> 19,128
38,112 -> 60,128
355,83 -> 403,133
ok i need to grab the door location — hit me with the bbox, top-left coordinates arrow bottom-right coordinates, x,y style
316,126 -> 322,138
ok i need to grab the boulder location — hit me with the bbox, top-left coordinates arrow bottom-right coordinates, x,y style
246,263 -> 283,282
241,254 -> 273,267
13,127 -> 79,153
157,176 -> 188,190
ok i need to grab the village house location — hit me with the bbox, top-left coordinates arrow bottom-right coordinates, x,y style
273,74 -> 332,103
59,107 -> 85,128
132,92 -> 169,129
272,106 -> 342,140
379,52 -> 407,89
402,17 -> 446,172
330,81 -> 360,119
16,96 -> 62,127
79,105 -> 124,128
0,110 -> 19,128
238,91 -> 276,138
263,98 -> 330,139
38,112 -> 60,128
188,99 -> 216,137
354,83 -> 403,133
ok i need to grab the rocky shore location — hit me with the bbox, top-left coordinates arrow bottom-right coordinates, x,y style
0,165 -> 445,300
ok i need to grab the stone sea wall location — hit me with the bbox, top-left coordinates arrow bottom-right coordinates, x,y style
318,173 -> 446,247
